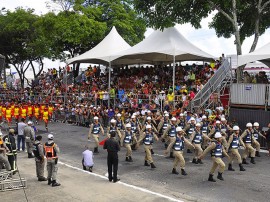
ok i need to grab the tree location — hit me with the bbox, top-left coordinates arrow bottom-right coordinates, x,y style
133,0 -> 270,81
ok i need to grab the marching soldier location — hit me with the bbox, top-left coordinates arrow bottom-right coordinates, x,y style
157,113 -> 170,137
33,135 -> 47,181
107,119 -> 121,139
88,116 -> 104,153
184,117 -> 196,153
130,115 -> 141,150
162,117 -> 177,158
198,132 -> 229,182
171,127 -> 194,175
116,113 -> 125,138
24,121 -> 35,158
121,123 -> 137,162
137,125 -> 159,168
252,122 -> 266,157
226,126 -> 246,171
177,113 -> 187,129
43,108 -> 49,131
208,120 -> 228,150
201,115 -> 210,149
190,123 -> 211,164
142,117 -> 158,154
240,123 -> 256,164
3,129 -> 17,173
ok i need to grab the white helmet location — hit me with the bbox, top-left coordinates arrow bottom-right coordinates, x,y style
126,123 -> 131,128
117,113 -> 121,117
48,134 -> 54,140
110,119 -> 116,123
147,116 -> 151,120
190,117 -> 195,121
233,126 -> 240,131
146,125 -> 152,129
176,127 -> 183,132
253,122 -> 259,127
214,132 -> 222,138
246,123 -> 252,127
27,121 -> 33,125
216,120 -> 221,124
196,123 -> 201,127
164,113 -> 169,117
94,116 -> 99,120
202,115 -> 207,119
221,117 -> 226,122
171,117 -> 177,121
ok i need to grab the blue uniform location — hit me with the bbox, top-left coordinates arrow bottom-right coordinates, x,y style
92,123 -> 101,134
173,137 -> 185,151
143,133 -> 154,145
211,141 -> 223,158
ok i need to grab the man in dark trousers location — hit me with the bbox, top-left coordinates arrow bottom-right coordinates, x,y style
103,131 -> 120,183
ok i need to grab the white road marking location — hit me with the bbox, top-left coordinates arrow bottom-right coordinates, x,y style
154,153 -> 166,157
59,161 -> 183,202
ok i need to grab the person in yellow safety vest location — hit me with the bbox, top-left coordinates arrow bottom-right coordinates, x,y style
5,108 -> 12,127
14,106 -> 20,123
0,106 -> 3,122
43,109 -> 49,132
27,105 -> 33,120
48,105 -> 54,121
34,105 -> 40,124
21,107 -> 27,119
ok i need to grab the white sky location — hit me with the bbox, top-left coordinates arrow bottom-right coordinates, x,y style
2,0 -> 270,75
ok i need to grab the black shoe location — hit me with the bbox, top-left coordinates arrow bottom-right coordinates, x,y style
109,179 -> 112,182
48,178 -> 52,185
128,156 -> 133,162
113,179 -> 120,183
255,151 -> 260,157
151,149 -> 154,155
52,180 -> 61,187
228,164 -> 235,171
172,168 -> 179,175
38,177 -> 47,181
250,157 -> 256,164
248,154 -> 251,158
192,158 -> 198,164
242,158 -> 249,164
28,153 -> 34,158
169,152 -> 174,158
125,157 -> 129,162
144,161 -> 150,166
217,172 -> 224,181
187,149 -> 192,153
181,169 -> 187,176
239,164 -> 246,171
164,144 -> 168,149
197,159 -> 203,164
208,174 -> 216,182
94,147 -> 99,153
150,163 -> 156,168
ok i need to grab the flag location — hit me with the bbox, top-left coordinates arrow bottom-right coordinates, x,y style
99,138 -> 108,146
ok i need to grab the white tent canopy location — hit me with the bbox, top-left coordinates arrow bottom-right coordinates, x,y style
111,27 -> 214,63
66,26 -> 131,65
238,42 -> 270,67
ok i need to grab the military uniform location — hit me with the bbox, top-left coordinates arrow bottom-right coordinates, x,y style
33,137 -> 47,181
88,119 -> 104,153
252,128 -> 265,157
162,123 -> 177,157
121,127 -> 137,162
0,136 -> 11,171
240,128 -> 256,164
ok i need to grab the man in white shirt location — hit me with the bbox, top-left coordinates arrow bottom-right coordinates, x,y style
82,146 -> 94,172
17,118 -> 27,152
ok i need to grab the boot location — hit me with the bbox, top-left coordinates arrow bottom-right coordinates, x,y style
208,174 -> 216,182
187,149 -> 192,153
242,158 -> 249,164
169,152 -> 174,158
255,151 -> 261,157
28,153 -> 34,158
150,163 -> 156,168
164,144 -> 168,149
144,161 -> 150,166
94,147 -> 99,153
126,157 -> 129,162
48,178 -> 52,185
129,156 -> 133,162
181,169 -> 187,176
192,158 -> 198,164
151,149 -> 155,155
51,180 -> 61,187
217,172 -> 224,181
239,164 -> 246,171
172,168 -> 179,175
228,164 -> 235,171
197,159 -> 203,164
248,154 -> 251,158
38,177 -> 47,181
250,157 -> 256,164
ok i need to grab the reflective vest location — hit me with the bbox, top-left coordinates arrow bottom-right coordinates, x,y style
28,107 -> 33,115
116,120 -> 123,130
201,122 -> 208,133
14,108 -> 20,116
109,126 -> 116,134
163,121 -> 169,131
169,125 -> 177,137
214,126 -> 221,133
131,122 -> 137,133
92,123 -> 101,134
21,109 -> 26,117
188,124 -> 195,134
44,142 -> 57,159
178,121 -> 186,128
124,131 -> 132,144
173,137 -> 185,151
48,107 -> 53,114
143,133 -> 154,145
244,130 -> 252,143
34,107 -> 39,115
221,124 -> 227,133
6,109 -> 11,118
211,141 -> 223,158
43,111 -> 49,119
253,129 -> 259,140
192,132 -> 203,144
230,135 -> 239,149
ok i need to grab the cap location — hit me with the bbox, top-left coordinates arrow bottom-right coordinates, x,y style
176,127 -> 183,132
48,134 -> 54,140
171,117 -> 177,121
196,123 -> 201,127
117,113 -> 121,117
94,116 -> 99,120
253,122 -> 259,127
214,132 -> 222,138
126,123 -> 131,128
246,123 -> 252,127
146,117 -> 151,120
146,125 -> 152,129
110,119 -> 116,123
233,126 -> 240,131
216,120 -> 221,124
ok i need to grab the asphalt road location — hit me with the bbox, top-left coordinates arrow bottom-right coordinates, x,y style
8,122 -> 270,202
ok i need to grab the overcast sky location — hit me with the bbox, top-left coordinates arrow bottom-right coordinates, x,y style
2,0 -> 270,72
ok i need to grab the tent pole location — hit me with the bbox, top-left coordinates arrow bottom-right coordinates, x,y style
173,55 -> 176,109
108,61 -> 111,109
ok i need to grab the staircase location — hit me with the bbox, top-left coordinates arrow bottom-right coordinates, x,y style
189,59 -> 232,112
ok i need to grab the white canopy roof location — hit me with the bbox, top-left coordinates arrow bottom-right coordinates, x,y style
238,42 -> 270,67
111,27 -> 214,64
66,26 -> 132,65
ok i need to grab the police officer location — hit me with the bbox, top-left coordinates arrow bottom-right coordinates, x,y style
240,123 -> 256,164
88,116 -> 104,153
184,117 -> 196,153
171,127 -> 194,175
107,119 -> 121,139
142,117 -> 158,155
177,113 -> 187,129
3,129 -> 17,172
190,123 -> 211,164
208,120 -> 228,150
0,132 -> 11,171
121,123 -> 137,162
24,121 -> 35,158
162,117 -> 177,158
103,131 -> 120,183
226,126 -> 246,171
137,125 -> 159,168
44,134 -> 61,187
157,113 -> 170,137
130,115 -> 141,150
33,135 -> 47,181
116,113 -> 125,138
198,132 -> 229,182
200,115 -> 210,149
252,122 -> 266,157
